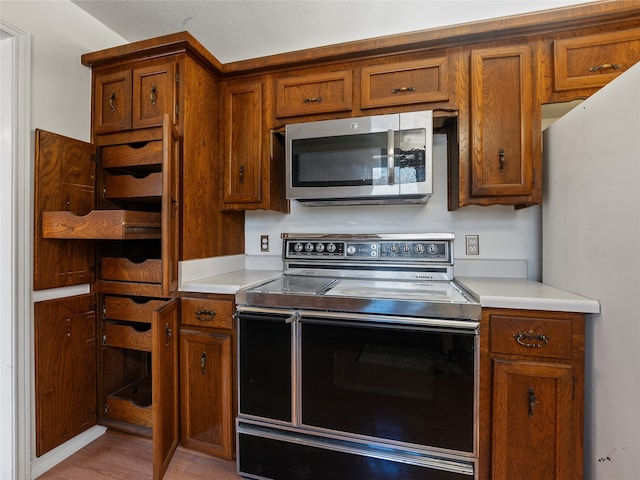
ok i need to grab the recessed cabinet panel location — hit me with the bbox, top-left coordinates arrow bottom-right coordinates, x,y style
554,27 -> 640,91
95,70 -> 133,133
133,63 -> 177,129
470,45 -> 535,197
276,70 -> 353,117
361,58 -> 449,108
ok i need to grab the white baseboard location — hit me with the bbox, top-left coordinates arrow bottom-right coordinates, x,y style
30,425 -> 107,479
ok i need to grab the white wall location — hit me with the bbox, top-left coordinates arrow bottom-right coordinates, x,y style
246,133 -> 542,279
1,1 -> 124,478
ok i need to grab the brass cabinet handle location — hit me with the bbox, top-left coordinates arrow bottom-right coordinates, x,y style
303,97 -> 324,104
498,148 -> 505,171
239,165 -> 244,183
528,387 -> 537,417
513,330 -> 550,348
150,85 -> 157,106
109,92 -> 116,112
195,309 -> 216,322
391,86 -> 416,94
589,63 -> 621,73
200,352 -> 207,374
165,324 -> 172,347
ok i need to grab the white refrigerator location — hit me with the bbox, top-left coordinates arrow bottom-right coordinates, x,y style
543,62 -> 640,479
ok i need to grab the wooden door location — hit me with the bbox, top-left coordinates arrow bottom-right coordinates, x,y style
133,62 -> 177,129
94,69 -> 133,133
161,115 -> 180,296
470,45 -> 536,198
180,329 -> 233,458
151,298 -> 179,480
221,79 -> 263,205
492,359 -> 574,480
34,129 -> 95,290
35,294 -> 97,456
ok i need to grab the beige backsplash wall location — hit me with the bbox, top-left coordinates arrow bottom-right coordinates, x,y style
245,134 -> 542,280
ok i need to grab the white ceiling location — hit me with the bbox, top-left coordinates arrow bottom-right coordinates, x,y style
72,0 -> 596,64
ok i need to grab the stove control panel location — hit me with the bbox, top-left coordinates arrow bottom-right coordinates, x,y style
284,238 -> 451,262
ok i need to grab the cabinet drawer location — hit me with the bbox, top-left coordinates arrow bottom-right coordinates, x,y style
42,210 -> 161,240
181,297 -> 233,329
104,171 -> 163,200
104,321 -> 152,351
554,27 -> 640,91
275,70 -> 352,118
101,140 -> 163,170
490,315 -> 572,359
105,376 -> 152,428
104,296 -> 167,323
101,257 -> 162,284
361,58 -> 449,109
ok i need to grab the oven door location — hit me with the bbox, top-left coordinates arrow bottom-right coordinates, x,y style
300,314 -> 477,455
237,308 -> 478,456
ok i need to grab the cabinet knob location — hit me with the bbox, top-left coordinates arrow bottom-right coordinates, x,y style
239,165 -> 245,183
528,387 -> 537,417
302,97 -> 324,104
150,85 -> 157,106
109,92 -> 116,112
498,148 -> 505,171
200,352 -> 207,374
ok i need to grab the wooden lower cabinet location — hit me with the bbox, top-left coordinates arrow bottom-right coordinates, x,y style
179,296 -> 235,459
480,308 -> 585,480
35,295 -> 97,456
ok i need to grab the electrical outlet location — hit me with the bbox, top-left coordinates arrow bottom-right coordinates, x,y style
260,235 -> 269,252
465,235 -> 479,255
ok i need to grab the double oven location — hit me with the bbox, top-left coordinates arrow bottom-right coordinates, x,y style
235,233 -> 481,479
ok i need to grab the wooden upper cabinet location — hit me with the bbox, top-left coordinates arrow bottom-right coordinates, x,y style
554,27 -> 640,92
467,44 -> 540,206
275,70 -> 352,118
361,58 -> 449,109
95,70 -> 133,133
94,60 -> 177,134
221,78 -> 288,212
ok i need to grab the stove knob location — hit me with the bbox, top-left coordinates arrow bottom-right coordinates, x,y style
347,245 -> 356,255
415,244 -> 425,254
427,243 -> 439,254
305,243 -> 314,252
402,244 -> 411,253
326,243 -> 336,253
294,242 -> 303,252
389,243 -> 399,253
316,243 -> 325,252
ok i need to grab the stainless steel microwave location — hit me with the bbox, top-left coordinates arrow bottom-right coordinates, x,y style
285,110 -> 433,205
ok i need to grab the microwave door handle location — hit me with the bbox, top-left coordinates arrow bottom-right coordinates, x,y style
387,129 -> 395,185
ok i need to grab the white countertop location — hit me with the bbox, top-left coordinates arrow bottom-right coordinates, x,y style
181,269 -> 600,314
457,276 -> 600,313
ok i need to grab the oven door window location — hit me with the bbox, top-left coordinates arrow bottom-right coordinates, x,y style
300,320 -> 475,453
239,314 -> 292,422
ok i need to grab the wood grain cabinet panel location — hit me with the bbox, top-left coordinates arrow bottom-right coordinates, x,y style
361,58 -> 449,109
554,27 -> 640,92
35,294 -> 97,456
480,308 -> 585,480
180,329 -> 234,459
275,70 -> 352,117
94,69 -> 133,133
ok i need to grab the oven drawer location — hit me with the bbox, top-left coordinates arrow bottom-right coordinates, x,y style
181,297 -> 233,329
489,314 -> 572,359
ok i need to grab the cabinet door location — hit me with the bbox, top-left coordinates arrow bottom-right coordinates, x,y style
361,58 -> 449,109
35,294 -> 97,456
133,63 -> 177,129
151,298 -> 179,480
180,329 -> 234,458
34,129 -> 95,290
221,79 -> 263,205
275,70 -> 352,118
492,359 -> 574,480
470,45 -> 538,199
94,70 -> 133,133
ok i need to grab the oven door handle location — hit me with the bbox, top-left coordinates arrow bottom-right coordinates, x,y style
236,306 -> 479,332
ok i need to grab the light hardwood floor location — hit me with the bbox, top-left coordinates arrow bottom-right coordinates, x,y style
36,430 -> 243,480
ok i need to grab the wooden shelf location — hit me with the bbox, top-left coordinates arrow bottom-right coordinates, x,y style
105,376 -> 152,428
42,210 -> 161,240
